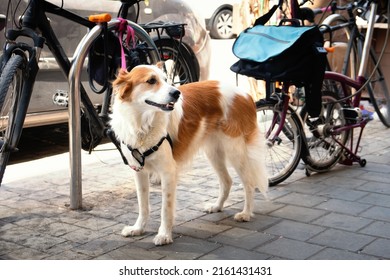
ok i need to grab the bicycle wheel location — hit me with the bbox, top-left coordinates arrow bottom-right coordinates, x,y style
256,101 -> 302,186
0,54 -> 27,184
154,38 -> 199,85
365,49 -> 390,127
301,81 -> 349,172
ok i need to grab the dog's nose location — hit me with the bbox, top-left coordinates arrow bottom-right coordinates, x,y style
169,89 -> 181,100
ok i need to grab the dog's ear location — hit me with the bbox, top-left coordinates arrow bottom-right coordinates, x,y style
113,69 -> 133,101
156,61 -> 165,70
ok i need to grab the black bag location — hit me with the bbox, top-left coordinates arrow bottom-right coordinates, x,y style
230,4 -> 327,117
88,31 -> 149,90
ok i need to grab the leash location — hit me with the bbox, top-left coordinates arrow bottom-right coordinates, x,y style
117,17 -> 135,70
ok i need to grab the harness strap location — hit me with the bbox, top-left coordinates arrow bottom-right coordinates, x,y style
123,134 -> 173,170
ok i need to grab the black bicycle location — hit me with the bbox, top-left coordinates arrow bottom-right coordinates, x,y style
0,0 -> 197,185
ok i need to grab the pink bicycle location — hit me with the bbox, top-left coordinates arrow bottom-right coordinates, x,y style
254,0 -> 388,185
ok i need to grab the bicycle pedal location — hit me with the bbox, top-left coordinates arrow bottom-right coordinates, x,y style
53,90 -> 69,107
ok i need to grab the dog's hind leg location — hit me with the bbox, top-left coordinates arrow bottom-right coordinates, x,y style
230,142 -> 268,222
204,145 -> 233,213
122,172 -> 150,237
231,160 -> 256,222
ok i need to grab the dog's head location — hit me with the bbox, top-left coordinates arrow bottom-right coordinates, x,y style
113,63 -> 181,111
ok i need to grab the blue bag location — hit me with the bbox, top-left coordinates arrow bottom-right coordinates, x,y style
232,25 -> 319,63
230,4 -> 327,117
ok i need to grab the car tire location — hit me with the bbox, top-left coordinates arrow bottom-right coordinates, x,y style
209,8 -> 233,39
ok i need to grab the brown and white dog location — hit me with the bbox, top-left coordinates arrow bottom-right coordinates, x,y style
110,64 -> 268,245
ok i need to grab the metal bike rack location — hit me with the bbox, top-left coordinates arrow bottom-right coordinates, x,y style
68,20 -> 120,209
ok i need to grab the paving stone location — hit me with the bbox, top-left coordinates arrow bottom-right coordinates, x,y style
319,175 -> 367,188
250,200 -> 286,215
269,205 -> 327,223
175,219 -> 231,239
312,212 -> 373,232
266,187 -> 292,200
315,199 -> 372,216
316,187 -> 369,201
356,181 -> 390,195
354,172 -> 390,184
0,190 -> 19,201
361,238 -> 390,259
308,229 -> 375,251
198,245 -> 270,260
60,227 -> 111,245
175,208 -> 208,224
281,181 -> 328,195
199,209 -> 236,223
44,250 -> 92,260
2,246 -> 50,260
73,217 -> 119,231
357,193 -> 390,207
308,248 -> 378,260
359,221 -> 390,239
274,193 -> 326,207
0,240 -> 25,256
220,214 -> 281,232
360,206 -> 390,222
72,234 -> 130,258
209,227 -> 275,250
264,220 -> 325,241
149,236 -> 221,260
256,237 -> 323,259
95,244 -> 164,260
21,233 -> 67,252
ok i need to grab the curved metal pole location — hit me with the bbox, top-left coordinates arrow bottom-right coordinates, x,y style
68,20 -> 119,209
68,19 -> 159,209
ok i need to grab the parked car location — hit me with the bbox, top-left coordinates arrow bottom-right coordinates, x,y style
185,0 -> 240,39
0,0 -> 211,128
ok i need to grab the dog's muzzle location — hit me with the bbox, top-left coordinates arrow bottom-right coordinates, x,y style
145,89 -> 181,111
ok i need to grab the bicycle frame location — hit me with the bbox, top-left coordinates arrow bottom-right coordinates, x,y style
265,0 -> 378,174
4,0 -> 106,144
311,1 -> 379,166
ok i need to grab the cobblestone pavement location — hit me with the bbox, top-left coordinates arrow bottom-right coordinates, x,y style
0,117 -> 389,260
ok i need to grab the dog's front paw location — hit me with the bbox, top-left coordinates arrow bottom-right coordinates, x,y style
153,234 -> 173,246
205,204 -> 222,213
234,212 -> 252,222
121,226 -> 144,237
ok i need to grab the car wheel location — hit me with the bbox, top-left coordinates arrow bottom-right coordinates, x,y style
209,8 -> 233,39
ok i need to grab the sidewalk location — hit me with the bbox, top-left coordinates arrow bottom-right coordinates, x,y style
0,117 -> 389,260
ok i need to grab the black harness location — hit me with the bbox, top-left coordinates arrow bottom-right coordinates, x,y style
106,129 -> 173,171
123,134 -> 173,170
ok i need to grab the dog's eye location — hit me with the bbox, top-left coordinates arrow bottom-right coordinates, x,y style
147,77 -> 157,85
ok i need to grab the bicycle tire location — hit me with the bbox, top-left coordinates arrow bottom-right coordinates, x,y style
365,50 -> 390,127
154,38 -> 199,85
256,101 -> 302,186
0,54 -> 27,184
300,82 -> 349,172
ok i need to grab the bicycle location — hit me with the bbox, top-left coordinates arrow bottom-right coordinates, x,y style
254,0 -> 388,185
306,0 -> 390,127
0,0 -> 196,187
